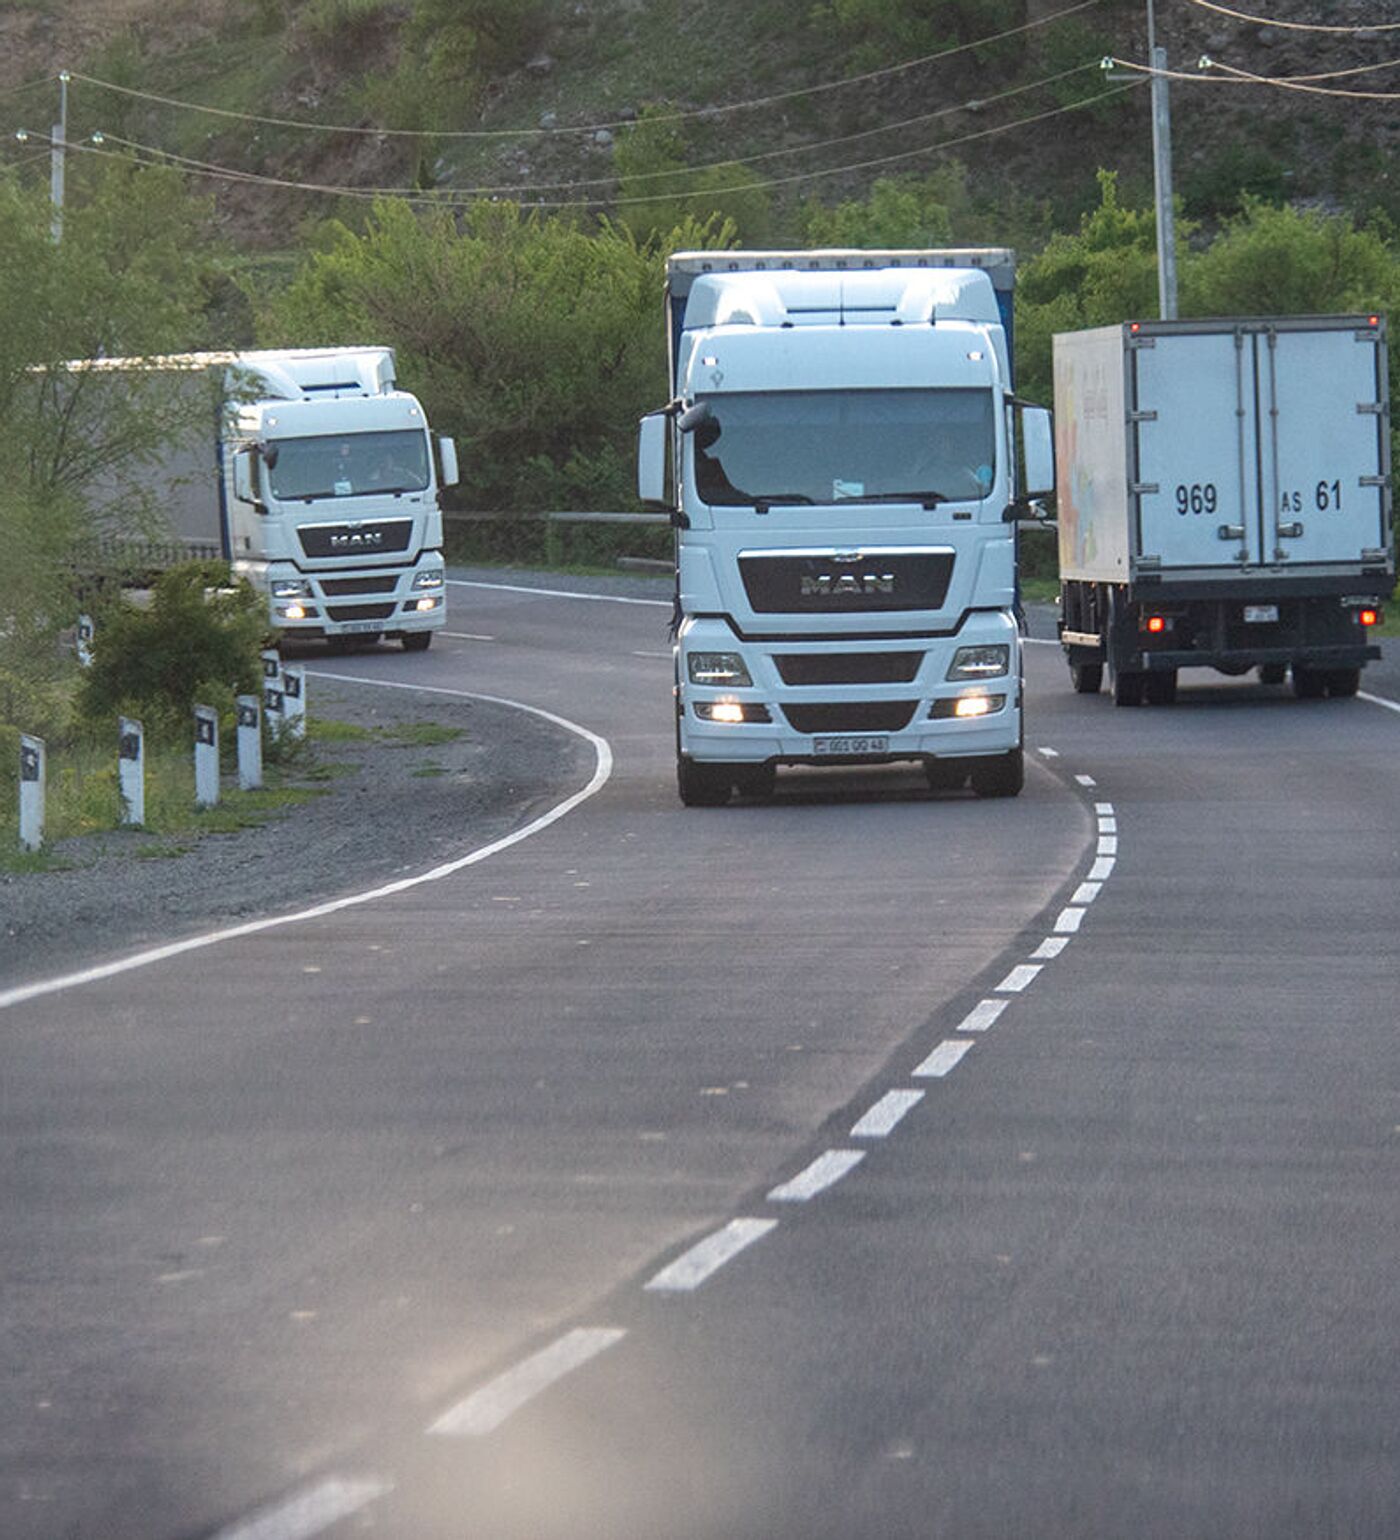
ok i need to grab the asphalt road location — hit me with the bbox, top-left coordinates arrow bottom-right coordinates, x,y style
2,572 -> 1397,1539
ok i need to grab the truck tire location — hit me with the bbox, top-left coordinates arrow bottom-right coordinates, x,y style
1326,667 -> 1360,698
1292,665 -> 1326,700
1258,663 -> 1287,686
1112,669 -> 1145,708
969,749 -> 1024,799
1070,660 -> 1103,695
401,632 -> 432,652
1144,670 -> 1178,706
677,757 -> 733,807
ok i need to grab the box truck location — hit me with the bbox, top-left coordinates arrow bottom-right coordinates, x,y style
637,249 -> 1054,805
67,347 -> 457,651
1054,316 -> 1392,703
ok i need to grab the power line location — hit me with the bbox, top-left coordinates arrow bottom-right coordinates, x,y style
63,0 -> 1107,140
61,79 -> 1143,211
1111,54 -> 1400,99
1185,0 -> 1400,33
84,62 -> 1098,200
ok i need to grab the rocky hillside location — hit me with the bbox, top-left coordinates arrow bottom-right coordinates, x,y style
0,0 -> 1394,249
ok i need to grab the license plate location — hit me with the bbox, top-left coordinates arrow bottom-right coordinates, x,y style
813,735 -> 890,756
338,621 -> 386,634
1243,605 -> 1279,624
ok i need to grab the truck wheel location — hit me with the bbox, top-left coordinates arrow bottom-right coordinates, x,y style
969,749 -> 1024,799
1292,665 -> 1326,700
1070,660 -> 1103,695
1325,667 -> 1360,698
401,632 -> 432,652
677,757 -> 733,807
1258,663 -> 1287,686
1144,670 -> 1178,706
733,764 -> 776,800
1112,670 -> 1145,708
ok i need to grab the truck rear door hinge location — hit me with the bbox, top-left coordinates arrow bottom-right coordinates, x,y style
1356,401 -> 1386,416
1129,482 -> 1160,496
1128,409 -> 1158,423
1360,476 -> 1388,489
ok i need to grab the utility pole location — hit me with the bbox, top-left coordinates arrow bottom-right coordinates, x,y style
50,70 -> 70,243
1146,1 -> 1178,319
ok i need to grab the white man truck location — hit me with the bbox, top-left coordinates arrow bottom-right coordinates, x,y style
79,346 -> 457,651
1054,316 -> 1392,703
637,249 -> 1054,806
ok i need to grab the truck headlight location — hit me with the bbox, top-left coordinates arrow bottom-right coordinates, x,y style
271,578 -> 312,599
412,569 -> 445,589
688,652 -> 752,686
946,645 -> 1010,680
930,693 -> 1006,719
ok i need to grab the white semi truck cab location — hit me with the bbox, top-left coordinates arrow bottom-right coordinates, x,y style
638,250 -> 1053,806
223,348 -> 457,650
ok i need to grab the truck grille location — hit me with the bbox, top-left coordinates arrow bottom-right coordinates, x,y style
319,575 -> 399,596
326,603 -> 397,622
739,551 -> 954,614
775,652 -> 921,685
782,701 -> 917,734
298,519 -> 414,558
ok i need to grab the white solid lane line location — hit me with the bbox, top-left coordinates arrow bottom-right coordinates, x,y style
210,1477 -> 392,1540
645,1219 -> 779,1293
913,1039 -> 974,1078
428,1328 -> 627,1438
449,578 -> 670,609
0,678 -> 612,1013
851,1090 -> 925,1138
440,631 -> 495,640
768,1150 -> 866,1203
1359,691 -> 1400,716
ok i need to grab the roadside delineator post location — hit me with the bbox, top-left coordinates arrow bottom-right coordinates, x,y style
281,663 -> 306,741
118,715 -> 144,827
76,614 -> 94,668
236,694 -> 262,791
19,735 -> 44,852
261,647 -> 281,685
194,704 -> 219,808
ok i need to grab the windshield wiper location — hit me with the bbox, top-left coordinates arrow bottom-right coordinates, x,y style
833,491 -> 949,508
751,494 -> 816,512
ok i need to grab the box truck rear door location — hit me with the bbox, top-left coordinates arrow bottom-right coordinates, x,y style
1132,329 -> 1263,572
1260,324 -> 1389,570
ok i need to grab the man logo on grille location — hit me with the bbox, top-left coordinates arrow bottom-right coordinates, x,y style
800,572 -> 896,597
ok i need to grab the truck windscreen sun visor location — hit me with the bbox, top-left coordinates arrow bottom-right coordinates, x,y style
267,429 -> 431,501
691,389 -> 995,508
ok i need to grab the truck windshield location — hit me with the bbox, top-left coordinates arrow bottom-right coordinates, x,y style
690,388 -> 995,508
266,430 -> 431,501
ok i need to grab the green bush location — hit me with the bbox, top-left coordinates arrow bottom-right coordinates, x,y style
77,562 -> 270,744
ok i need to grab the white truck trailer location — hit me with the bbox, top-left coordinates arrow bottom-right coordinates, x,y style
637,249 -> 1054,806
1054,316 -> 1393,703
74,347 -> 457,651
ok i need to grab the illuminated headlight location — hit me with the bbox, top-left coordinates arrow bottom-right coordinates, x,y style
412,595 -> 442,612
946,645 -> 1010,680
412,569 -> 445,589
693,700 -> 771,724
930,693 -> 1006,719
271,578 -> 312,599
277,602 -> 311,621
688,652 -> 752,686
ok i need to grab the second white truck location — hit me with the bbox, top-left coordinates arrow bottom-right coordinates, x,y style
638,249 -> 1054,806
1054,316 -> 1393,702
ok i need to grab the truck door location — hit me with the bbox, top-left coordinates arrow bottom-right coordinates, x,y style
1132,329 -> 1264,571
1259,323 -> 1389,570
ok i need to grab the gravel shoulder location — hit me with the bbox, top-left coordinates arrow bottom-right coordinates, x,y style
0,674 -> 594,992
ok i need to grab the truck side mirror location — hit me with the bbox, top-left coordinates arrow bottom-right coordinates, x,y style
233,449 -> 266,512
637,412 -> 671,511
1019,405 -> 1055,499
438,436 -> 459,488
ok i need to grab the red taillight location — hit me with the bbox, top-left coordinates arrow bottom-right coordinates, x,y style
1359,608 -> 1379,628
1146,615 -> 1166,634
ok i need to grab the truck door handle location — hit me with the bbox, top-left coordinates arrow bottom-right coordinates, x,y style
1276,521 -> 1305,539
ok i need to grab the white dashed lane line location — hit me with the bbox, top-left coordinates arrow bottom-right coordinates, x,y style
851,1090 -> 926,1138
645,1218 -> 779,1293
996,963 -> 1043,994
768,1150 -> 866,1203
913,1039 -> 975,1079
956,998 -> 1010,1033
427,1328 -> 627,1438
